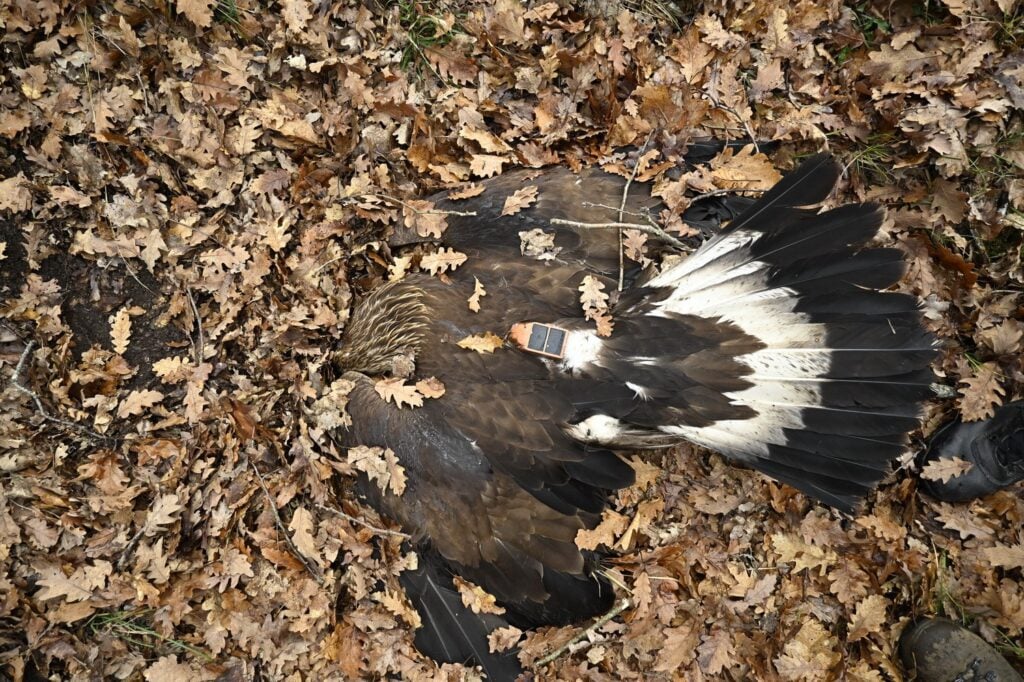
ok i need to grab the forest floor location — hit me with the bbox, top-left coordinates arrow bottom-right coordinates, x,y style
1,0 -> 1023,679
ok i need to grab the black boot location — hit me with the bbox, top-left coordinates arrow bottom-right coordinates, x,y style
919,401 -> 1024,502
899,618 -> 1023,682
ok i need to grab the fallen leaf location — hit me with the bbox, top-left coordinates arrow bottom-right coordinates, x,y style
448,184 -> 485,200
518,228 -> 561,260
374,378 -> 424,409
774,618 -> 840,681
959,362 -> 1005,421
697,629 -> 735,675
347,445 -> 406,496
848,594 -> 888,641
175,0 -> 214,27
117,389 -> 165,418
772,533 -> 836,575
35,564 -> 105,602
470,154 -> 507,178
109,308 -> 132,356
500,185 -> 539,216
710,145 -> 782,190
388,254 -> 413,282
454,576 -> 505,615
288,506 -> 321,565
579,275 -> 614,336
920,456 -> 973,483
654,624 -> 699,671
142,494 -> 183,536
420,247 -> 467,275
456,331 -> 504,353
375,589 -> 421,627
415,377 -> 446,399
0,176 -> 31,212
403,199 -> 448,239
622,229 -> 651,265
143,656 -> 195,682
575,509 -> 629,550
982,543 -> 1024,569
980,319 -> 1023,357
488,625 -> 523,653
935,502 -> 995,540
467,277 -> 486,312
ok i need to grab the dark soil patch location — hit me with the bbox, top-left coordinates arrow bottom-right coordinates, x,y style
37,252 -> 189,390
0,216 -> 29,302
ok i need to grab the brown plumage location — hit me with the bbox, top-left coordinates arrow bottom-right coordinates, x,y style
333,152 -> 936,680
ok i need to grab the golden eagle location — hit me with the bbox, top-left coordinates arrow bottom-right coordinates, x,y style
334,152 -> 936,679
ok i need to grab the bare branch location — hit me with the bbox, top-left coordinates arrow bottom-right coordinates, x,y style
250,461 -> 324,585
616,141 -> 648,290
10,341 -> 109,441
535,598 -> 631,667
315,503 -> 411,539
703,79 -> 759,154
359,193 -> 478,218
550,218 -> 689,251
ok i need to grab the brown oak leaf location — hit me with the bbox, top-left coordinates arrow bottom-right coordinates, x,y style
959,362 -> 1005,421
415,377 -> 446,399
175,0 -> 215,27
454,576 -> 505,615
347,445 -> 406,496
117,389 -> 165,418
579,275 -> 614,337
109,308 -> 132,356
982,543 -> 1024,569
500,185 -> 539,216
374,378 -> 424,409
456,332 -> 504,354
920,456 -> 973,483
848,594 -> 888,641
467,277 -> 486,312
402,199 -> 448,239
448,183 -> 485,200
420,247 -> 467,275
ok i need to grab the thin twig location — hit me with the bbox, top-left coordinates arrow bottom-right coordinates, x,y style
536,598 -> 631,667
185,288 -> 204,364
10,341 -> 109,440
116,526 -> 147,570
581,201 -> 647,217
315,503 -> 411,539
615,133 -> 653,291
360,193 -> 478,217
250,461 -> 324,584
406,40 -> 448,85
308,256 -> 345,278
550,218 -> 688,251
115,255 -> 157,296
702,68 -> 759,153
691,187 -> 766,201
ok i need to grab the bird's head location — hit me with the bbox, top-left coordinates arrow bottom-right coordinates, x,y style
334,281 -> 429,378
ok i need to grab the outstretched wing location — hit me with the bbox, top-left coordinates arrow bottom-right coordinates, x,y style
339,366 -> 629,610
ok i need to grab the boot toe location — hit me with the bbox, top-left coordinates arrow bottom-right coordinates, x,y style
898,617 -> 1024,682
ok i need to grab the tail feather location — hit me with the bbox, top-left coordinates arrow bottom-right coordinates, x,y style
582,154 -> 937,512
728,153 -> 840,227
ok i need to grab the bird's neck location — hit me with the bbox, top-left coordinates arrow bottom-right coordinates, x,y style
338,281 -> 429,377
